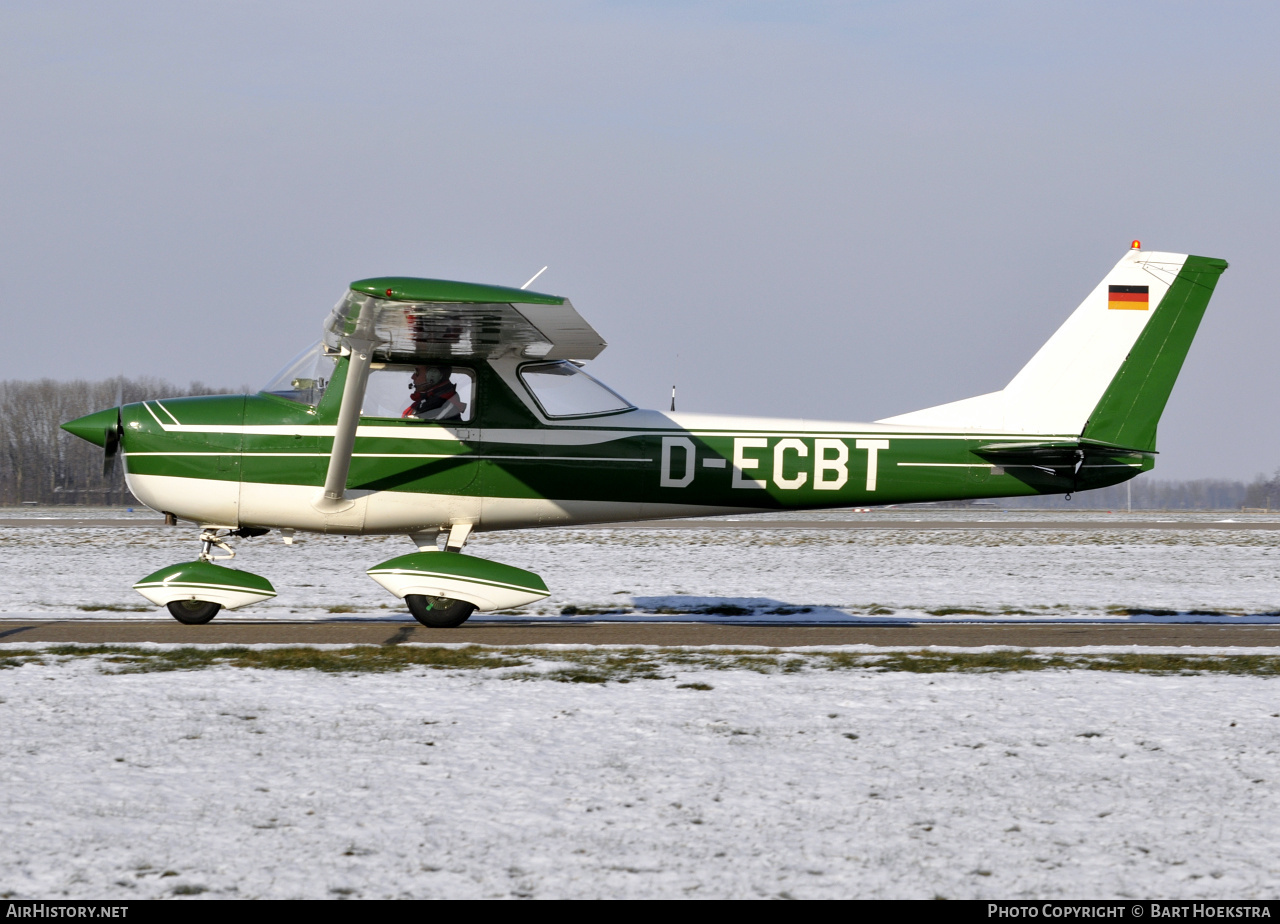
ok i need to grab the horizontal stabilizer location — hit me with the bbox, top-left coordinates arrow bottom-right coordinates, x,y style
974,438 -> 1152,474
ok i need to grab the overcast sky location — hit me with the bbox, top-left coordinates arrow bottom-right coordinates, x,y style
2,1 -> 1276,479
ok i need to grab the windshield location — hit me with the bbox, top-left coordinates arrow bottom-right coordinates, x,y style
261,341 -> 338,406
518,361 -> 634,418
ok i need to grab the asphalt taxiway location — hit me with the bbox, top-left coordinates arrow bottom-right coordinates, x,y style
3,619 -> 1280,647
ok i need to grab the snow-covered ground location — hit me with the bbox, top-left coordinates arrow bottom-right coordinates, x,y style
5,510 -> 1279,899
3,509 -> 1279,622
2,647 -> 1278,899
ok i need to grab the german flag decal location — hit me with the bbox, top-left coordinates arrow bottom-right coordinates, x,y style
1108,284 -> 1149,310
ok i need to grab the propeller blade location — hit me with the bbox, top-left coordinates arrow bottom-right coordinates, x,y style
103,408 -> 122,476
104,378 -> 125,476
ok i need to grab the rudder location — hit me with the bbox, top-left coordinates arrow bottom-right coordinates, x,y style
1082,255 -> 1228,451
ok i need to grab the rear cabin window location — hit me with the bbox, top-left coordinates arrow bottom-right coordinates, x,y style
518,361 -> 634,418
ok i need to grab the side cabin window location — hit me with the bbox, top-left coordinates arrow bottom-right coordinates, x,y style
362,364 -> 475,423
518,360 -> 634,418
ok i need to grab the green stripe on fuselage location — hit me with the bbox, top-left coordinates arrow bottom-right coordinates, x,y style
123,421 -> 1143,508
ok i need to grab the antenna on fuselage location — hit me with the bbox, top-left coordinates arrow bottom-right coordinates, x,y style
520,266 -> 548,290
670,385 -> 676,412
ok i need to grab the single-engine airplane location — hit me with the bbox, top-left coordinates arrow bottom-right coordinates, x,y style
62,242 -> 1227,626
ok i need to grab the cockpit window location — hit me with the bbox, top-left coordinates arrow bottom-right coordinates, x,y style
518,361 -> 634,418
261,341 -> 337,406
363,365 -> 474,422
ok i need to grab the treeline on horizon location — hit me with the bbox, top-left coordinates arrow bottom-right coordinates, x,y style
991,477 -> 1280,511
3,377 -> 1280,511
0,377 -> 242,506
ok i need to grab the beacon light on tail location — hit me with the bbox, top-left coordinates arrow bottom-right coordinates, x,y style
61,244 -> 1228,626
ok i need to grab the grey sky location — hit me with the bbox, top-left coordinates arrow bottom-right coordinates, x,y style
2,1 -> 1275,479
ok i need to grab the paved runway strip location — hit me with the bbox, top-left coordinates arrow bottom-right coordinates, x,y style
4,619 -> 1280,647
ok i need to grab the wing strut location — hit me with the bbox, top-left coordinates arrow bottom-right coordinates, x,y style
314,298 -> 381,513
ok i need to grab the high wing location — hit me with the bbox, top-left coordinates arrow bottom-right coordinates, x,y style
324,276 -> 607,363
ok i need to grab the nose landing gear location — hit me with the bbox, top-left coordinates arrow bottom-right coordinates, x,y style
404,594 -> 476,628
198,528 -> 237,563
134,527 -> 276,624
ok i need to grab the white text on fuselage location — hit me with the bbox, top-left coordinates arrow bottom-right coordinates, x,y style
660,436 -> 889,491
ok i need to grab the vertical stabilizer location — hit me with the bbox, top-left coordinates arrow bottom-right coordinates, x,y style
1081,254 -> 1227,450
878,247 -> 1226,438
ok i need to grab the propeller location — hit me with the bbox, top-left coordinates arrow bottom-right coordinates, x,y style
103,378 -> 124,476
102,410 -> 122,475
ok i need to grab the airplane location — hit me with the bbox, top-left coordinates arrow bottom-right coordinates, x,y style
61,242 -> 1227,626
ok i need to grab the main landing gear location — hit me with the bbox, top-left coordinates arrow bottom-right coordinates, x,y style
368,526 -> 550,627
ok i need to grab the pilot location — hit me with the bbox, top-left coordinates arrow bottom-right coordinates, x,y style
404,365 -> 464,421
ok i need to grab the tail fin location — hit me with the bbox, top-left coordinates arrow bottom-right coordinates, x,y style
1080,255 -> 1227,450
878,247 -> 1228,447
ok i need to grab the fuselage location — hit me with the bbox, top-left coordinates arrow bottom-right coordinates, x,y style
115,353 -> 1145,534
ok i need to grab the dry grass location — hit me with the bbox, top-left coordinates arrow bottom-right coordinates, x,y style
2,645 -> 1279,681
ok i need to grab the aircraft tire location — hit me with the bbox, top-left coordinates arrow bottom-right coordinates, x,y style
166,600 -> 222,625
405,594 -> 476,628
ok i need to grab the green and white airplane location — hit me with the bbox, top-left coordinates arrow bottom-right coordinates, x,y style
62,243 -> 1227,626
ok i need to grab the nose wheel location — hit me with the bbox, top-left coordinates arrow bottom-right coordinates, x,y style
167,599 -> 222,625
134,527 -> 276,624
405,594 -> 475,628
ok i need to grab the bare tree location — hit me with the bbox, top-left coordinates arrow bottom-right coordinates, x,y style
1243,470 -> 1280,511
0,378 -> 240,506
